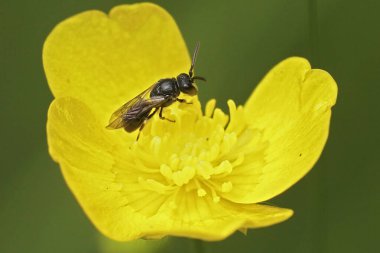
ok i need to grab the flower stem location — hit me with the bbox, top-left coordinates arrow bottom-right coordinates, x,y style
193,239 -> 205,253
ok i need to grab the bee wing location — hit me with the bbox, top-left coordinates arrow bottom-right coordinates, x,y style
107,85 -> 169,130
107,96 -> 168,130
106,85 -> 155,129
121,96 -> 169,129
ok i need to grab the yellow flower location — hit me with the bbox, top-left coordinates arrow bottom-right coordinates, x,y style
43,3 -> 337,241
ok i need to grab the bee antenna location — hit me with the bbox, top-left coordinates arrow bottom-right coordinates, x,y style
189,41 -> 200,78
191,76 -> 207,82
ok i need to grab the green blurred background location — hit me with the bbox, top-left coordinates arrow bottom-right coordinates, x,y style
1,0 -> 379,252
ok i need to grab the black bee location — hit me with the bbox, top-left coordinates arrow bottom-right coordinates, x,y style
106,42 -> 206,139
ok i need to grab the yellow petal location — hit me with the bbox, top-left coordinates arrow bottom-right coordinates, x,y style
43,3 -> 190,124
47,97 -> 114,172
47,97 -> 125,233
47,97 -> 141,240
222,202 -> 293,230
235,57 -> 337,203
139,200 -> 293,241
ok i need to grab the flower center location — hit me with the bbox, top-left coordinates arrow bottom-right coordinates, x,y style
114,99 -> 265,215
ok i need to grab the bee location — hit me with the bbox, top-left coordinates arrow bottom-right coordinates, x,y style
106,42 -> 206,139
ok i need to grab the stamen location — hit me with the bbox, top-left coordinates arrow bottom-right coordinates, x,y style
196,160 -> 213,180
150,136 -> 162,156
137,177 -> 174,194
193,179 -> 207,197
160,164 -> 172,180
221,181 -> 233,193
232,154 -> 245,166
220,132 -> 237,154
197,188 -> 207,197
172,166 -> 195,186
205,99 -> 216,117
121,98 -> 265,214
214,160 -> 233,175
210,187 -> 220,203
169,153 -> 180,169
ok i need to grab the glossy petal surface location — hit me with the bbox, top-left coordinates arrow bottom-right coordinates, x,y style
237,57 -> 338,203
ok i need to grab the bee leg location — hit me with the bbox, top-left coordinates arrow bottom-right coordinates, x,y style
136,108 -> 158,140
136,127 -> 143,141
147,107 -> 159,120
159,107 -> 175,122
176,98 -> 192,104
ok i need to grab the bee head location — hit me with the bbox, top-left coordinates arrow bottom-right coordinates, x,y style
177,73 -> 198,96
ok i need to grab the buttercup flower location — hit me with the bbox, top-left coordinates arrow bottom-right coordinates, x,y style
44,3 -> 337,241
